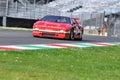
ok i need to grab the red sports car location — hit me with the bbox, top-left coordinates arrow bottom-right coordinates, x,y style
32,15 -> 83,40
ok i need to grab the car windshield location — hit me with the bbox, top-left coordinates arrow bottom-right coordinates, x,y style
41,15 -> 71,24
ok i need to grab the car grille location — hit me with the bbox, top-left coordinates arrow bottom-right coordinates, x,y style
42,33 -> 56,37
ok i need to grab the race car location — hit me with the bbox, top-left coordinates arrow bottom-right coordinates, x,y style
32,15 -> 83,40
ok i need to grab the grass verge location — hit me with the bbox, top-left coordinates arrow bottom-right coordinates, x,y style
0,46 -> 120,80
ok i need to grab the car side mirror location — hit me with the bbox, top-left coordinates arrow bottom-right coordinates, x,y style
73,22 -> 76,25
72,22 -> 76,25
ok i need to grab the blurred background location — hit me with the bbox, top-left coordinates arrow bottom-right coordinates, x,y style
0,0 -> 120,37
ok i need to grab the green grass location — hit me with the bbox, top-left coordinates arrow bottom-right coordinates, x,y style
0,46 -> 120,80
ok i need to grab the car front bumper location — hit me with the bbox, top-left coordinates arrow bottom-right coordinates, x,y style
32,30 -> 70,39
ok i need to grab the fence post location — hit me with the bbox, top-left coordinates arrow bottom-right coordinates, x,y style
34,0 -> 36,19
2,16 -> 7,27
2,0 -> 9,27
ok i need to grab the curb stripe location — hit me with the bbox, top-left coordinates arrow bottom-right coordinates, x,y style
91,42 -> 114,46
47,44 -> 77,48
2,46 -> 36,50
18,45 -> 49,49
0,42 -> 120,51
0,47 -> 21,50
35,44 -> 64,48
72,43 -> 96,47
56,44 -> 89,47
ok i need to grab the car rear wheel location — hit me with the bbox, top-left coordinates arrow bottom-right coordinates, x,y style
77,31 -> 83,40
79,34 -> 82,40
69,29 -> 74,40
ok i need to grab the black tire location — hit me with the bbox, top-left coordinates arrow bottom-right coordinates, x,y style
75,33 -> 82,41
79,34 -> 82,41
69,29 -> 74,40
78,32 -> 83,40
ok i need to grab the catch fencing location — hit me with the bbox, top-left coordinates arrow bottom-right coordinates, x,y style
0,0 -> 7,16
114,19 -> 120,37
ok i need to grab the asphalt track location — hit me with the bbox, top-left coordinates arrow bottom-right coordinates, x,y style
0,29 -> 120,45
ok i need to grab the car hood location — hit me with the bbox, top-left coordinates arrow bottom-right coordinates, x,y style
33,21 -> 71,31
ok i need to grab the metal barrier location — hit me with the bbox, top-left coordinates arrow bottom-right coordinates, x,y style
114,19 -> 120,37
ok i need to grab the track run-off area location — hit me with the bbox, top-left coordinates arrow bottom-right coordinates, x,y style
0,29 -> 120,50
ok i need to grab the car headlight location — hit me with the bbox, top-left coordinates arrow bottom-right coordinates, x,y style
33,28 -> 39,31
60,30 -> 64,33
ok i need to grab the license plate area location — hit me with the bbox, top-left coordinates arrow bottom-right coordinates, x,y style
42,32 -> 56,37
